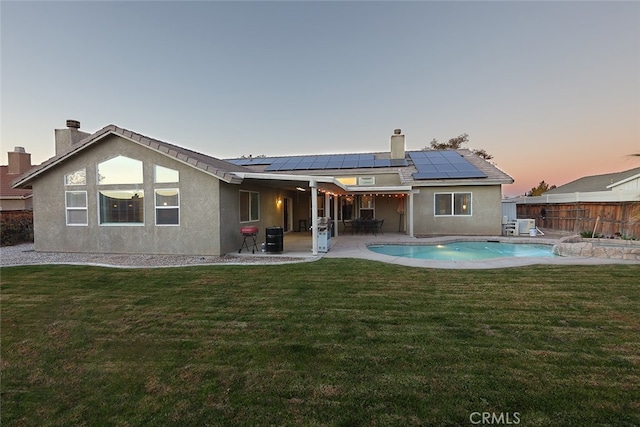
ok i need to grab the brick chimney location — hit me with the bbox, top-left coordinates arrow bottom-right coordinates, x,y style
7,146 -> 32,175
55,119 -> 90,155
390,128 -> 405,160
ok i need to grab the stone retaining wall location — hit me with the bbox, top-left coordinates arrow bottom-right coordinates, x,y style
553,236 -> 640,261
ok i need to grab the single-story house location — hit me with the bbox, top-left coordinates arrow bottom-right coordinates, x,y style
1,146 -> 33,212
12,121 -> 514,255
514,167 -> 640,238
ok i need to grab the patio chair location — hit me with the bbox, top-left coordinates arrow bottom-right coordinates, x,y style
375,218 -> 384,234
342,218 -> 353,234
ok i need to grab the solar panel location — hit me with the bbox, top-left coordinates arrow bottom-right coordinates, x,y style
233,152 -> 409,172
357,159 -> 375,168
408,151 -> 486,180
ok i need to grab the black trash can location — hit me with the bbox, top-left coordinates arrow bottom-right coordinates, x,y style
265,226 -> 283,253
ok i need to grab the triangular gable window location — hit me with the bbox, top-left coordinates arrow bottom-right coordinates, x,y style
98,156 -> 143,185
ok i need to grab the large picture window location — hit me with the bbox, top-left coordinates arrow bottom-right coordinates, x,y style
434,192 -> 471,216
155,189 -> 179,225
99,190 -> 144,224
240,190 -> 259,222
65,191 -> 88,225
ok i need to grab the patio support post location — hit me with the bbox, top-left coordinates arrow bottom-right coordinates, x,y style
324,192 -> 331,236
333,194 -> 339,237
408,191 -> 415,237
310,180 -> 318,255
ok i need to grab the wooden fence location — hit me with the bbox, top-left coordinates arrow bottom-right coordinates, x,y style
517,202 -> 640,239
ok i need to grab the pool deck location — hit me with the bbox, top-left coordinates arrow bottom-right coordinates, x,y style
278,231 -> 640,269
2,230 -> 638,269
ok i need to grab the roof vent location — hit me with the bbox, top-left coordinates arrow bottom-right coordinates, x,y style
14,146 -> 26,153
393,129 -> 402,135
66,119 -> 81,129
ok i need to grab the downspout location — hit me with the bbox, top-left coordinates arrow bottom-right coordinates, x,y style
310,180 -> 318,255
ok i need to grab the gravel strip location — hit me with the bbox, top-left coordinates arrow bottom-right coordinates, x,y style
0,243 -> 311,268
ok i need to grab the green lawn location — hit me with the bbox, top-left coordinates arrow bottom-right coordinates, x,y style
1,260 -> 639,426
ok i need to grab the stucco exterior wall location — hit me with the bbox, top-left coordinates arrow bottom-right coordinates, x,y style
412,185 -> 503,236
219,182 -> 287,253
30,135 -> 223,255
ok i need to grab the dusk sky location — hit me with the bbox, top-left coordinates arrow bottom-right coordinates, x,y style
2,1 -> 639,196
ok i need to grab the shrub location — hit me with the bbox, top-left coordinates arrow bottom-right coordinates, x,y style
0,212 -> 34,246
580,230 -> 603,238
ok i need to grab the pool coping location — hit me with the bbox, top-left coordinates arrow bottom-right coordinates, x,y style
323,235 -> 640,269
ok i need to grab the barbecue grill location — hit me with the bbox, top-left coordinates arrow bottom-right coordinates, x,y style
238,226 -> 259,253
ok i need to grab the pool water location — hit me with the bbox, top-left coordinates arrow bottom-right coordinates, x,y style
368,241 -> 556,261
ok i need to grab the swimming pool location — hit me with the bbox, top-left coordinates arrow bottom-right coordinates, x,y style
368,241 -> 556,261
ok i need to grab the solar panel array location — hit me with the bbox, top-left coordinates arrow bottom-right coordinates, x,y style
408,151 -> 487,179
229,154 -> 408,171
228,151 -> 486,179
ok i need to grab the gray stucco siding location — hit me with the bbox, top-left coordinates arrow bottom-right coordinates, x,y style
30,135 -> 225,255
412,185 -> 503,236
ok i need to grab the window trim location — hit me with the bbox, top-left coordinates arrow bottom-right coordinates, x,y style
64,168 -> 87,186
239,190 -> 260,223
97,155 -> 143,185
154,165 -> 180,184
434,192 -> 472,217
154,188 -> 180,226
98,189 -> 145,226
65,191 -> 88,226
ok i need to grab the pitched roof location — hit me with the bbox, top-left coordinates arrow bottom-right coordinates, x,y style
1,165 -> 32,199
13,125 -> 255,188
228,148 -> 513,186
12,124 -> 514,190
545,167 -> 640,194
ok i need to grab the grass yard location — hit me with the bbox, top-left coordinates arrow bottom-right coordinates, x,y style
1,260 -> 639,426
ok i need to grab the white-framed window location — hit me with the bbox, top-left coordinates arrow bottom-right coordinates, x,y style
240,190 -> 259,222
359,195 -> 375,219
155,189 -> 179,225
434,192 -> 472,216
358,177 -> 375,186
65,191 -> 88,226
64,168 -> 86,185
98,190 -> 144,225
154,165 -> 179,183
97,156 -> 143,185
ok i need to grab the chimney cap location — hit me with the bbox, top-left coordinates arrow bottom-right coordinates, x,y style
13,146 -> 26,153
393,129 -> 402,135
66,119 -> 81,129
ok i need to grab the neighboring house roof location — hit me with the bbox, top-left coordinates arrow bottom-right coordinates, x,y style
1,165 -> 32,200
544,167 -> 640,194
13,125 -> 255,188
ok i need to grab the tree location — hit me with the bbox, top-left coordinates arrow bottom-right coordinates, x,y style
526,181 -> 556,196
423,133 -> 494,160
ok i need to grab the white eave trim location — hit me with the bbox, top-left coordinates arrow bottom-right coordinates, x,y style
233,172 -> 348,189
344,185 -> 413,193
607,173 -> 640,189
